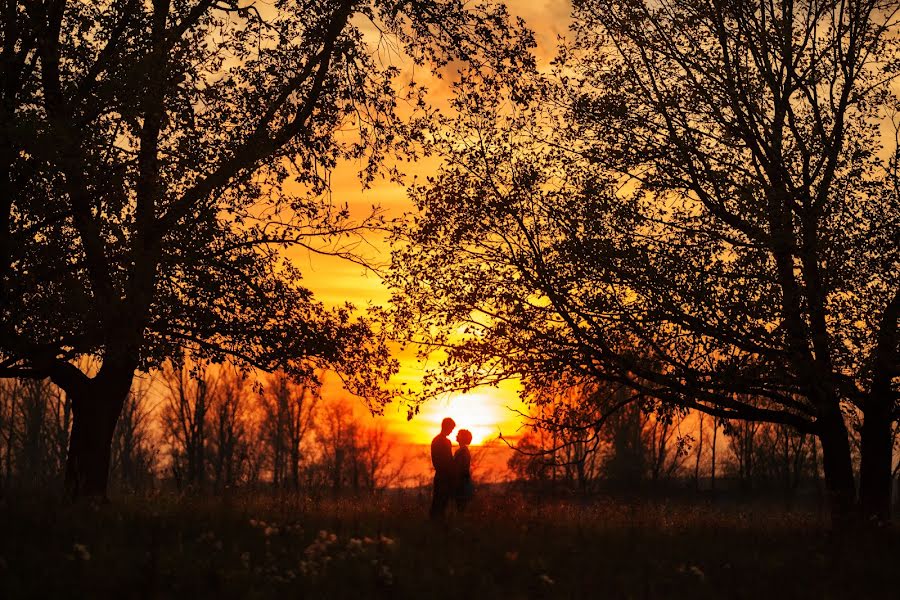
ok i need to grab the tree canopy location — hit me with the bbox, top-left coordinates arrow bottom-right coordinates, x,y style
390,0 -> 900,520
0,0 -> 533,496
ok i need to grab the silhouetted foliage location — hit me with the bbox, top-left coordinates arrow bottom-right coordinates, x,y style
0,377 -> 69,486
0,0 -> 530,497
260,371 -> 319,490
316,397 -> 404,494
507,385 -> 694,491
160,358 -> 216,489
209,366 -> 256,491
391,0 -> 900,523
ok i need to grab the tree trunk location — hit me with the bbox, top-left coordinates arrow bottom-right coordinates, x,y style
859,391 -> 893,523
817,406 -> 858,525
694,412 -> 703,490
859,290 -> 898,523
64,371 -> 133,499
710,419 -> 717,493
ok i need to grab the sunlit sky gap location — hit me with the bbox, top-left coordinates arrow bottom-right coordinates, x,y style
298,2 -> 573,457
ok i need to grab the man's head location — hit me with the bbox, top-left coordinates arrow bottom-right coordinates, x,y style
440,417 -> 456,436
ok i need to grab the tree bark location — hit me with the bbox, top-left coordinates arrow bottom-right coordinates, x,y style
859,289 -> 898,523
859,391 -> 893,523
694,412 -> 703,490
817,405 -> 858,525
710,419 -> 717,493
63,368 -> 134,499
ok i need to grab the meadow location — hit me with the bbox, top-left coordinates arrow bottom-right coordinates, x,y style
2,488 -> 897,599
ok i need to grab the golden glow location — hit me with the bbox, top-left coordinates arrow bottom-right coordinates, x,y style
418,393 -> 506,446
296,1 -> 563,463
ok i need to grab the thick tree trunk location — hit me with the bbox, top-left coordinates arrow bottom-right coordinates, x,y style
817,406 -> 858,525
860,290 -> 898,523
710,419 -> 717,492
859,392 -> 893,523
64,370 -> 134,499
693,412 -> 703,490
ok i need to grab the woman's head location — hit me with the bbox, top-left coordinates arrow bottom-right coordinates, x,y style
456,429 -> 473,446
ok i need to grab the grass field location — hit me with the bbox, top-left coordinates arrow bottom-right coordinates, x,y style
1,488 -> 897,599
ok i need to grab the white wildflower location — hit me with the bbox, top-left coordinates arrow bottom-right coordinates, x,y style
72,543 -> 91,561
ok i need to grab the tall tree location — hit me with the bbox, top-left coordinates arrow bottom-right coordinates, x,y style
391,0 -> 899,522
208,365 -> 250,491
317,397 -> 359,493
0,0 -> 530,497
260,370 -> 319,488
110,376 -> 158,491
160,358 -> 215,489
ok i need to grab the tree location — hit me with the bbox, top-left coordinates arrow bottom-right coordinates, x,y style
0,377 -> 70,486
317,397 -> 359,493
356,420 -> 407,491
208,365 -> 252,491
315,397 -> 400,493
391,0 -> 899,522
514,386 -> 608,492
110,376 -> 158,491
260,370 -> 319,489
160,358 -> 215,489
0,0 -> 529,498
0,379 -> 21,487
507,385 -> 693,490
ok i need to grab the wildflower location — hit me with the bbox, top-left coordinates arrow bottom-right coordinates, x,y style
248,519 -> 258,527
378,564 -> 394,585
264,525 -> 278,537
539,574 -> 555,586
347,538 -> 364,552
240,551 -> 251,569
688,565 -> 706,581
378,534 -> 395,547
72,543 -> 91,561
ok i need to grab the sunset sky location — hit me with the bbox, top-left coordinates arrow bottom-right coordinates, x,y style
296,2 -> 573,460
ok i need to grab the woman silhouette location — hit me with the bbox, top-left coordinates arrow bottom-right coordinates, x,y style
454,429 -> 474,512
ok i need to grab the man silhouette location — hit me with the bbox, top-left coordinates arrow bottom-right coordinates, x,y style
430,417 -> 456,519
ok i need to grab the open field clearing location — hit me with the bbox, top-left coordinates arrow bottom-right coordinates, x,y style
2,490 -> 897,599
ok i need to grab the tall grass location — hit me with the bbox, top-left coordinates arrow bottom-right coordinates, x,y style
1,488 -> 896,598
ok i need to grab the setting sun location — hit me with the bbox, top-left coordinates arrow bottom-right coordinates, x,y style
441,394 -> 502,445
402,386 -> 527,447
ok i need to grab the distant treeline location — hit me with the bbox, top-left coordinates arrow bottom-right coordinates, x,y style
0,362 -> 407,496
508,386 -> 900,503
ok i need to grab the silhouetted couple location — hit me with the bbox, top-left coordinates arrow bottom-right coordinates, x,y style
429,417 -> 474,519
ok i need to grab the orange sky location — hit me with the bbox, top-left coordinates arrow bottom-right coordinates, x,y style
295,2 -> 572,467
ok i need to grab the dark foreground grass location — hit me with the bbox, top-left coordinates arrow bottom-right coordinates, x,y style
1,489 -> 897,599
